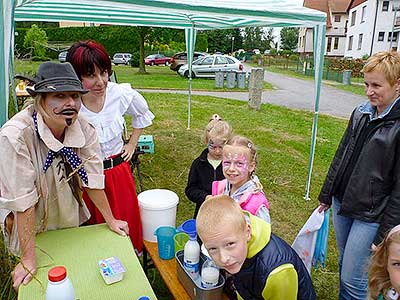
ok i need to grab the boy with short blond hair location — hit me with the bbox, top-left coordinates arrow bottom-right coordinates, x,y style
197,195 -> 316,300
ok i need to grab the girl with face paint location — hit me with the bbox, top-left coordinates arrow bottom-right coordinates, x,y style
211,135 -> 270,223
369,225 -> 400,300
185,114 -> 232,218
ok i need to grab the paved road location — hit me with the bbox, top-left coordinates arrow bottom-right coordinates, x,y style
138,66 -> 365,119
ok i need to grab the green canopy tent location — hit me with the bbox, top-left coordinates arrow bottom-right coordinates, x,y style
1,0 -> 326,199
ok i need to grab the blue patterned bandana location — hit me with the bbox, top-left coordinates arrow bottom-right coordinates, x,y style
32,111 -> 88,185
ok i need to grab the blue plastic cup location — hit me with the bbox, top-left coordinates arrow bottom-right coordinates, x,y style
154,226 -> 176,260
177,219 -> 197,239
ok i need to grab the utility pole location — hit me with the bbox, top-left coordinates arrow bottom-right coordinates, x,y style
231,36 -> 235,54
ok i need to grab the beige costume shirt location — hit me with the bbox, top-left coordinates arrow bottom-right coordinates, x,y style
0,105 -> 104,255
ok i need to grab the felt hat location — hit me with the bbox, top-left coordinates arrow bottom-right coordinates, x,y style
23,62 -> 88,97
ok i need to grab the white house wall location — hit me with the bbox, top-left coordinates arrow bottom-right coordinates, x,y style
345,0 -> 399,58
298,27 -> 314,53
326,13 -> 348,56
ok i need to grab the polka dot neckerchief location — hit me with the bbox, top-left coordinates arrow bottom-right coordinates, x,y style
32,111 -> 89,185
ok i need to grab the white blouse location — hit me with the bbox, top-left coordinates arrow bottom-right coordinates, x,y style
80,82 -> 155,159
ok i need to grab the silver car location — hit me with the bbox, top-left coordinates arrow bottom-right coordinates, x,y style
113,53 -> 132,65
178,54 -> 243,78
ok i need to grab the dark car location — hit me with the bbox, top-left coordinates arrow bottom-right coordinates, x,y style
144,54 -> 171,66
169,51 -> 207,72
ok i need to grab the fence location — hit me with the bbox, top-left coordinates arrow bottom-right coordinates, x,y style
260,55 -> 363,84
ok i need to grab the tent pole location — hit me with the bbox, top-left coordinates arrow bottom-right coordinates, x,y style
185,26 -> 196,129
304,24 -> 326,201
188,77 -> 192,129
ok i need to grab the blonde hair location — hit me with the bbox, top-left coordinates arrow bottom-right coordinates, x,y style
368,229 -> 400,299
225,135 -> 257,165
196,195 -> 247,240
362,51 -> 400,86
204,114 -> 232,144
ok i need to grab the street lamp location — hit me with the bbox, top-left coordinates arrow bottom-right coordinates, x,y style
231,36 -> 235,54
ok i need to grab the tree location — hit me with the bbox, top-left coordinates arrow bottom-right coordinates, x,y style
23,24 -> 48,58
280,27 -> 299,51
206,29 -> 239,54
242,27 -> 263,50
262,28 -> 275,50
134,26 -> 153,73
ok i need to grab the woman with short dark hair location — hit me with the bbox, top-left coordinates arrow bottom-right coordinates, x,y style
67,41 -> 154,254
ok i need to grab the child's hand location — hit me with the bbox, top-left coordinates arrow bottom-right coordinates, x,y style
371,243 -> 378,251
318,202 -> 330,213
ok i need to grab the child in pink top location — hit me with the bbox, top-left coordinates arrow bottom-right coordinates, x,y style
212,135 -> 270,223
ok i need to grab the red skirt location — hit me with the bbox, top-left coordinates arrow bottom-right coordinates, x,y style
83,159 -> 143,254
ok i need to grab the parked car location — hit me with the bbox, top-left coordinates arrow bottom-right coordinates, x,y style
113,53 -> 132,65
169,51 -> 207,72
58,51 -> 68,62
144,54 -> 171,66
178,54 -> 243,78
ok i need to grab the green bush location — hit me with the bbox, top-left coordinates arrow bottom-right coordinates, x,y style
130,52 -> 140,67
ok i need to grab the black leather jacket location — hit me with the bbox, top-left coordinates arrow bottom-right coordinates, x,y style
185,148 -> 224,218
319,100 -> 400,245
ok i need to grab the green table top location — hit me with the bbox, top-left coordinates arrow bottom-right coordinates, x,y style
18,224 -> 157,300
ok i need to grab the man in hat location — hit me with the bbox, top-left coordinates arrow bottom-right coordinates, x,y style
0,62 -> 129,290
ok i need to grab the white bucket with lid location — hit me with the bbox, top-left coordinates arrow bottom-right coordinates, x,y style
138,189 -> 179,242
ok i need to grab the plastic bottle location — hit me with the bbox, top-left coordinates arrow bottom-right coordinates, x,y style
45,266 -> 75,300
201,258 -> 220,288
183,235 -> 200,279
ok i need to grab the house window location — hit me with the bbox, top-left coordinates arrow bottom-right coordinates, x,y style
358,34 -> 363,50
361,6 -> 366,22
334,37 -> 339,50
351,11 -> 356,26
382,1 -> 389,11
378,31 -> 385,41
388,32 -> 399,42
348,36 -> 353,50
327,37 -> 332,52
334,15 -> 341,22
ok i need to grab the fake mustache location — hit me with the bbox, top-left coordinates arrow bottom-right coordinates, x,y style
54,108 -> 79,116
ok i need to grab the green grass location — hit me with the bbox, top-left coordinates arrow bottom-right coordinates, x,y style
2,59 -> 349,300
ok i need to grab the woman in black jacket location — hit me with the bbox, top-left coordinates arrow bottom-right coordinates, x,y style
185,114 -> 232,218
318,51 -> 400,300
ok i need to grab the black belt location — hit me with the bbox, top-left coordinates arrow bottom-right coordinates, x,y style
103,154 -> 124,170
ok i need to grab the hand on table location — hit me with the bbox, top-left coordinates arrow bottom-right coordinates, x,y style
108,219 -> 129,237
121,143 -> 135,162
12,257 -> 36,291
318,202 -> 331,213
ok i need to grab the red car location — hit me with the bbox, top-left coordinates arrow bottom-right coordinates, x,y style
145,54 -> 171,66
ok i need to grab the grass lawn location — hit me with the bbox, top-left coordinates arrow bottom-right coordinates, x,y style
2,59 -> 348,299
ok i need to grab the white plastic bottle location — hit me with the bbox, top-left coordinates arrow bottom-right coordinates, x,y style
201,258 -> 220,288
45,266 -> 75,300
183,235 -> 200,279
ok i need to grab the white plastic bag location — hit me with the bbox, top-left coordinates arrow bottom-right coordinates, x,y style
292,208 -> 324,273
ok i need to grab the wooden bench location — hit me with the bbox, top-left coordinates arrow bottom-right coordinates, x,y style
143,240 -> 229,300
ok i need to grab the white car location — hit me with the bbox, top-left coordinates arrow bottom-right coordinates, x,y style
112,53 -> 132,65
178,54 -> 243,78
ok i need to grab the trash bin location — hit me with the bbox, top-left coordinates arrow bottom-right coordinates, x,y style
226,71 -> 236,88
343,70 -> 351,85
236,71 -> 246,89
215,71 -> 224,88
